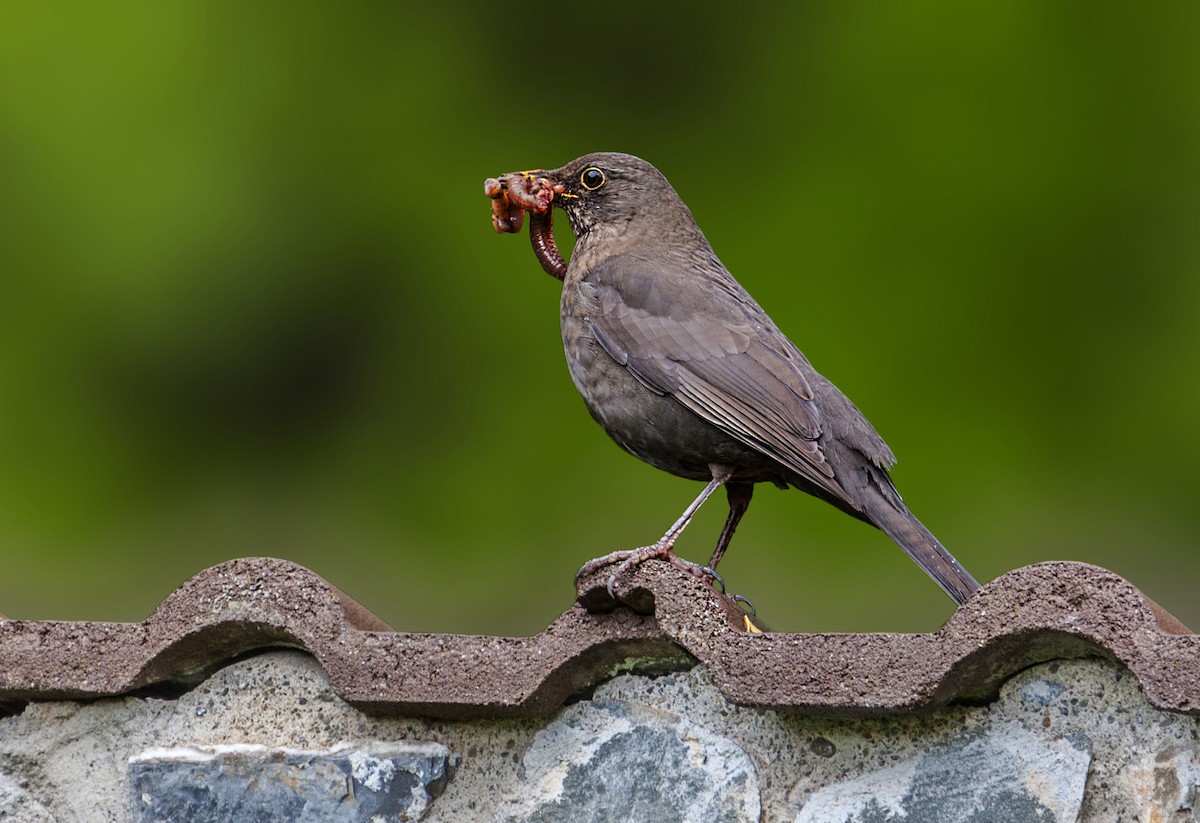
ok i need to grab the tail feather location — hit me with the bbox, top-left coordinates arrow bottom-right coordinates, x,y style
789,455 -> 981,604
865,498 -> 980,605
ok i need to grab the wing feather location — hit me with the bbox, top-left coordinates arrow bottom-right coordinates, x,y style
587,253 -> 850,504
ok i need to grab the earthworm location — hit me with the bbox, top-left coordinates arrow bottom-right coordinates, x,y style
485,171 -> 568,278
529,207 -> 566,280
504,173 -> 555,213
485,177 -> 523,233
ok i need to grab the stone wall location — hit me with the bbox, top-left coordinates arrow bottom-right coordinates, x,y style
2,558 -> 1197,821
2,651 -> 1197,822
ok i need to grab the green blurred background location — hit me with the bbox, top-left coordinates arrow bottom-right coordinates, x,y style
1,3 -> 1197,634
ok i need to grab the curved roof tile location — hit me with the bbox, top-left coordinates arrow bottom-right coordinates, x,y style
0,558 -> 1194,719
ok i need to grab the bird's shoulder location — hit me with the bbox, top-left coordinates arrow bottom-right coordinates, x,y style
578,250 -> 831,469
581,251 -> 810,384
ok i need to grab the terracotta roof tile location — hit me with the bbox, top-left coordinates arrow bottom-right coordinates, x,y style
0,557 -> 1194,719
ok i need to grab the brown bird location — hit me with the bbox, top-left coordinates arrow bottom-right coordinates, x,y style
495,152 -> 980,604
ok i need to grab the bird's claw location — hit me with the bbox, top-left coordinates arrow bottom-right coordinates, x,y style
730,593 -> 757,618
574,548 -> 638,585
576,545 -> 762,630
577,541 -> 718,601
601,540 -> 678,599
700,565 -> 726,593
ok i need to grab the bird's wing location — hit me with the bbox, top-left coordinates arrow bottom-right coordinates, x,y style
585,252 -> 852,503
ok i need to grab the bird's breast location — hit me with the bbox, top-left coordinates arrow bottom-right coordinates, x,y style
559,277 -> 782,484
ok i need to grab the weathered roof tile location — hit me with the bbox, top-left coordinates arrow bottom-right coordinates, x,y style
0,557 -> 1194,719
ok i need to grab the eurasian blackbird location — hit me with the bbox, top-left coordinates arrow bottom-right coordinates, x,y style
501,152 -> 980,604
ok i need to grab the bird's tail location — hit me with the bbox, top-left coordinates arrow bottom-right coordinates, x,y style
864,497 -> 980,605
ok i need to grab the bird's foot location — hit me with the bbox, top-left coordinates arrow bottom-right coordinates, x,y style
575,547 -> 764,630
700,565 -> 726,593
693,566 -> 763,629
575,543 -> 721,600
574,547 -> 640,583
729,593 -> 756,618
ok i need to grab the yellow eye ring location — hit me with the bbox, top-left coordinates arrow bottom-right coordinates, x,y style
580,167 -> 606,190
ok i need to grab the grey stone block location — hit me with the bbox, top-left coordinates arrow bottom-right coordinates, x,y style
794,724 -> 1091,822
128,743 -> 457,822
499,698 -> 759,823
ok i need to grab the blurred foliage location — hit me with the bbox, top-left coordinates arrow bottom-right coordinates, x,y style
1,3 -> 1197,634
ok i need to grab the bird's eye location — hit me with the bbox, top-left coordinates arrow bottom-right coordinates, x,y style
580,167 -> 606,190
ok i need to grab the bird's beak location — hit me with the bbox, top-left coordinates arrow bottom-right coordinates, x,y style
535,167 -> 578,202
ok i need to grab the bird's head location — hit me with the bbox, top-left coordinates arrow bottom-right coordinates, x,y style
540,152 -> 687,238
484,152 -> 699,280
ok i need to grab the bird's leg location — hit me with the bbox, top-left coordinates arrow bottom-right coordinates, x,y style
576,465 -> 735,598
707,482 -> 754,570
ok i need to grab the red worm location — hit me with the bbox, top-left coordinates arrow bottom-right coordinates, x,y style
529,207 -> 567,280
505,174 -> 554,213
485,171 -> 568,277
485,177 -> 523,233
